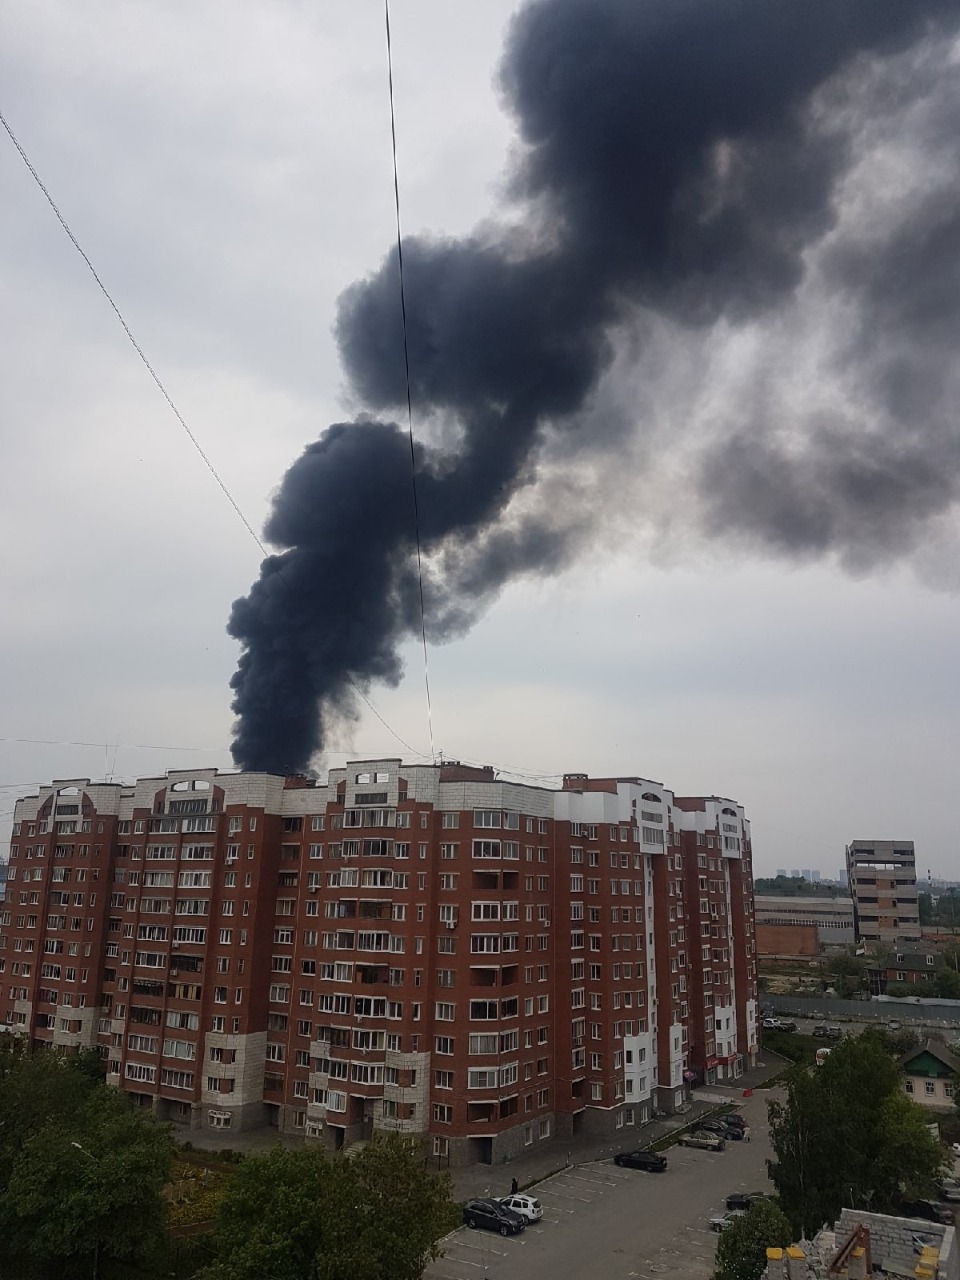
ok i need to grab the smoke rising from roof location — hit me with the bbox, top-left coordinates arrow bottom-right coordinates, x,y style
228,0 -> 960,774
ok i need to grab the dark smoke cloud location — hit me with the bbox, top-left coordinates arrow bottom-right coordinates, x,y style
229,0 -> 960,774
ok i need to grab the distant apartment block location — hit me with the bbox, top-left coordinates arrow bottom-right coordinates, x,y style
845,840 -> 920,946
0,763 -> 758,1166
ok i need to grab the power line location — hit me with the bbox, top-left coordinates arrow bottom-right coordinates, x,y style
0,105 -> 426,764
0,107 -> 268,560
0,737 -> 222,753
384,0 -> 436,764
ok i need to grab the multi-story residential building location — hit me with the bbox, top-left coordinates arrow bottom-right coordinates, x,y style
0,761 -> 758,1165
845,840 -> 920,946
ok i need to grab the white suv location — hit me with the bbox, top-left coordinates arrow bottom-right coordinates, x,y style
499,1193 -> 543,1223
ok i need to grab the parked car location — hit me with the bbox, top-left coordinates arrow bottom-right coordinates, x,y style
720,1113 -> 747,1131
614,1149 -> 668,1172
720,1124 -> 747,1141
761,1017 -> 781,1030
499,1193 -> 543,1222
678,1130 -> 725,1151
725,1191 -> 770,1212
463,1198 -> 526,1236
952,1142 -> 960,1157
813,1024 -> 829,1038
697,1120 -> 731,1136
898,1199 -> 954,1225
778,1020 -> 798,1033
825,1024 -> 842,1039
709,1210 -> 743,1232
937,1180 -> 960,1204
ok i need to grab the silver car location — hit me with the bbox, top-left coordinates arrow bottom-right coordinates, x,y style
678,1130 -> 725,1152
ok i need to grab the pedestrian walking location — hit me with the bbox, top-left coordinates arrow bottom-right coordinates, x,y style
511,1176 -> 519,1195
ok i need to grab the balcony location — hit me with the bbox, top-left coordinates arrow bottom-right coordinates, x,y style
358,900 -> 391,920
356,963 -> 389,986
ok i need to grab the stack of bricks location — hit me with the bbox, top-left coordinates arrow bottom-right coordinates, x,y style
834,1210 -> 953,1280
765,1213 -> 956,1280
765,1246 -> 812,1280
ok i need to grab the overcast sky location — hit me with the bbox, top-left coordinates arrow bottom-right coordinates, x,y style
2,1 -> 959,878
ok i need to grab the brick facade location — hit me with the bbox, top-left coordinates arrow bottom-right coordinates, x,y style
1,761 -> 758,1165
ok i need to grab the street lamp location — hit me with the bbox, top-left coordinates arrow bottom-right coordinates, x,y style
71,1142 -> 100,1280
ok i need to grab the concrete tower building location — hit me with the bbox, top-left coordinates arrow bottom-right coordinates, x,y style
845,839 -> 920,946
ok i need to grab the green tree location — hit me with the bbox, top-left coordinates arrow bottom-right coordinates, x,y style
823,951 -> 866,1000
715,1199 -> 793,1280
932,966 -> 960,999
199,1133 -> 460,1280
767,1031 -> 946,1236
0,1041 -> 175,1279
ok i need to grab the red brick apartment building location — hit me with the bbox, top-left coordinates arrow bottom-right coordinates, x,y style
0,762 -> 758,1166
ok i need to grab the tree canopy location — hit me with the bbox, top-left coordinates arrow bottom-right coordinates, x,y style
0,1039 -> 175,1279
715,1199 -> 793,1280
198,1133 -> 460,1280
767,1030 -> 947,1237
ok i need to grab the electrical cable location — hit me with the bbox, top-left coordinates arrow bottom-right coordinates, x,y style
384,0 -> 436,765
0,107 -> 425,764
0,107 -> 268,561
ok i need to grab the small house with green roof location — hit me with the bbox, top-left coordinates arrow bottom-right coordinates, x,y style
898,1038 -> 959,1109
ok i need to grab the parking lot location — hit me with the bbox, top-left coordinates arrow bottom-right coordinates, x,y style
425,1090 -> 777,1280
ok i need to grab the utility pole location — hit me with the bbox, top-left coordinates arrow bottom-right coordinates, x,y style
71,1143 -> 100,1280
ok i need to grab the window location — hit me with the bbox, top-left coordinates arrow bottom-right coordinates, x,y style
472,840 -> 501,859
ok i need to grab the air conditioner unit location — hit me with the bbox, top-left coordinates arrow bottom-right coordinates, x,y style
445,921 -> 456,930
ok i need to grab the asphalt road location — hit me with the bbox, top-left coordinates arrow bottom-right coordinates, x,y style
425,1090 -> 778,1280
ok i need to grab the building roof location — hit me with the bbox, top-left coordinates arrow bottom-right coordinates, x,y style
898,1039 -> 960,1077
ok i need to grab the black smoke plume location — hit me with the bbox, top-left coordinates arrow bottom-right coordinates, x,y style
229,0 -> 960,774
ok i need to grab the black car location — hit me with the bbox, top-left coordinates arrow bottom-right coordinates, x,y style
725,1191 -> 769,1212
721,1114 -> 747,1131
778,1020 -> 797,1033
700,1119 -> 745,1139
463,1198 -> 526,1236
614,1149 -> 667,1172
697,1120 -> 730,1136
